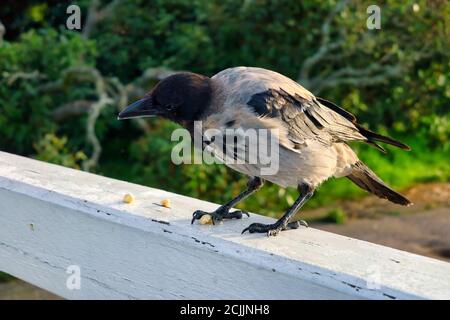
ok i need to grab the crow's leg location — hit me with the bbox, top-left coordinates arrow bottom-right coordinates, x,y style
191,177 -> 264,225
242,183 -> 314,236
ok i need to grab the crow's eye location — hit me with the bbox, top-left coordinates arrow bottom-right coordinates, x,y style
164,104 -> 175,111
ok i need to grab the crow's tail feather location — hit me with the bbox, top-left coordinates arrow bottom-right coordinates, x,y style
356,124 -> 411,151
347,161 -> 412,206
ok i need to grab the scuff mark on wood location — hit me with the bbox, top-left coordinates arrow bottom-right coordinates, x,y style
151,219 -> 170,225
191,237 -> 215,248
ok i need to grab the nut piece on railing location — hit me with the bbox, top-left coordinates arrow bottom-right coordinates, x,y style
160,199 -> 171,208
123,193 -> 135,204
199,214 -> 213,225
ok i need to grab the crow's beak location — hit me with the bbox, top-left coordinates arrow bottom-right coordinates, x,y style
117,98 -> 159,120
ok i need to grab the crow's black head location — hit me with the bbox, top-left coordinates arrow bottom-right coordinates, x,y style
118,72 -> 212,124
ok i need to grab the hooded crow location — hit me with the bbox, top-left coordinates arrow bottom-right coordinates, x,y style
118,67 -> 412,236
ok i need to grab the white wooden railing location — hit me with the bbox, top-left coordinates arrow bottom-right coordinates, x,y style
0,151 -> 449,299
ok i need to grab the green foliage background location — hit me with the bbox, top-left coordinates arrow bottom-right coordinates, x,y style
0,0 -> 449,218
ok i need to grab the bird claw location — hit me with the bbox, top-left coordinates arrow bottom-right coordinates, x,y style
285,220 -> 309,229
191,210 -> 215,225
191,208 -> 249,225
241,222 -> 278,235
242,220 -> 308,236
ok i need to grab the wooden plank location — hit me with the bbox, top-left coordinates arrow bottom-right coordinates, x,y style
0,151 -> 449,299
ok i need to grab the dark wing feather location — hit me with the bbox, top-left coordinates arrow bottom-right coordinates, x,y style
317,97 -> 409,151
247,89 -> 410,152
316,97 -> 356,122
247,89 -> 365,148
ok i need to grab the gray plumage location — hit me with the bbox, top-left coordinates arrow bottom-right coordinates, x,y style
118,66 -> 412,236
199,67 -> 410,205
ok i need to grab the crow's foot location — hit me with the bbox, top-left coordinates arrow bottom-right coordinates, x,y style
191,207 -> 249,225
241,220 -> 308,236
